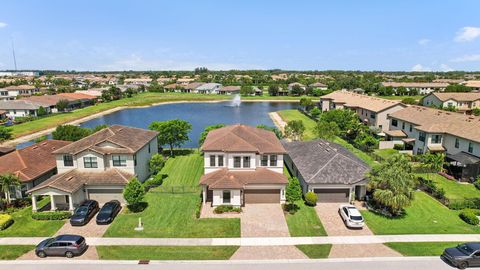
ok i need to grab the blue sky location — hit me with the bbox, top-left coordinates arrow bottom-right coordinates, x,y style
0,0 -> 479,71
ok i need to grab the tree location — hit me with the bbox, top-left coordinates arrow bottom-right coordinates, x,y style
56,99 -> 70,112
199,124 -> 225,145
149,153 -> 165,175
286,177 -> 302,205
367,155 -> 416,216
353,132 -> 378,152
0,126 -> 13,142
473,108 -> 480,116
290,85 -> 304,96
284,120 -> 305,141
148,119 -> 192,156
268,85 -> 279,96
123,177 -> 145,206
319,109 -> 363,140
0,174 -> 20,204
52,125 -> 92,141
309,107 -> 321,119
123,87 -> 138,98
299,97 -> 313,111
256,124 -> 283,139
315,121 -> 340,141
401,97 -> 417,105
37,106 -> 47,117
240,85 -> 254,96
445,84 -> 471,93
420,153 -> 446,174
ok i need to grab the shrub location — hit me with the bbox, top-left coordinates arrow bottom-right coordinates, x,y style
195,195 -> 202,218
448,198 -> 480,210
213,205 -> 242,214
474,177 -> 480,190
283,203 -> 299,215
123,177 -> 146,206
143,174 -> 165,189
0,214 -> 13,230
304,192 -> 318,206
393,144 -> 405,150
459,209 -> 480,225
31,211 -> 72,220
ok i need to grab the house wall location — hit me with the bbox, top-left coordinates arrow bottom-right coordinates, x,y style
134,138 -> 158,182
212,189 -> 241,207
204,152 -> 283,174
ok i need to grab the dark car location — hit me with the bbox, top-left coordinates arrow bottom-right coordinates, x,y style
441,242 -> 480,269
70,200 -> 99,226
35,234 -> 87,258
96,200 -> 121,225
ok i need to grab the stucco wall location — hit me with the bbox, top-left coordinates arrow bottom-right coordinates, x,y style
212,189 -> 241,207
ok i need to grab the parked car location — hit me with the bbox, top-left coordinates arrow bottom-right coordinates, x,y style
96,200 -> 121,225
338,204 -> 365,228
35,234 -> 87,258
70,200 -> 99,226
441,242 -> 480,269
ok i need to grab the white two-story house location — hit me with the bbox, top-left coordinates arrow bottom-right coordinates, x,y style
29,125 -> 158,211
199,124 -> 288,207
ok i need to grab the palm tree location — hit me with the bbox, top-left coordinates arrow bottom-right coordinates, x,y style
0,174 -> 21,204
421,153 -> 447,179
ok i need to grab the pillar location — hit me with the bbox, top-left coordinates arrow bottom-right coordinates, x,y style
68,195 -> 74,212
50,195 -> 56,211
202,186 -> 206,204
32,195 -> 37,212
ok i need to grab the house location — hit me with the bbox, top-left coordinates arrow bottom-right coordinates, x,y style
176,78 -> 195,85
218,86 -> 240,95
309,82 -> 328,90
381,82 -> 449,95
253,86 -> 263,96
421,92 -> 480,113
28,125 -> 159,211
463,81 -> 480,91
319,90 -> 407,132
164,83 -> 179,92
283,139 -> 370,202
0,100 -> 47,117
288,82 -> 306,93
195,83 -> 222,94
123,78 -> 152,86
0,140 -> 71,200
2,85 -> 40,99
183,82 -> 205,93
387,106 -> 480,181
199,125 -> 288,207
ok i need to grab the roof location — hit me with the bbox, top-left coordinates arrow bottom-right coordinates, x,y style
53,125 -> 158,155
199,168 -> 288,189
382,82 -> 449,88
196,83 -> 222,90
446,151 -> 480,165
426,92 -> 480,102
3,85 -> 37,91
0,140 -> 71,183
57,92 -> 97,100
427,145 -> 446,152
29,169 -> 132,193
310,82 -> 327,87
201,124 -> 286,154
220,86 -> 241,92
464,81 -> 480,88
0,100 -> 42,110
185,82 -> 205,89
388,105 -> 480,143
320,90 -> 405,112
282,139 -> 370,185
384,129 -> 407,138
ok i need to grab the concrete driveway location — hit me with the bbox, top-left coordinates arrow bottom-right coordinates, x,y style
54,213 -> 110,237
241,204 -> 290,237
315,203 -> 373,236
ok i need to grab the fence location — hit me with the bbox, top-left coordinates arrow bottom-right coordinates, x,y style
147,185 -> 200,194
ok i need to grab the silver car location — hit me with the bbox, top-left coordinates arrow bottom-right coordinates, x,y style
35,234 -> 87,258
339,204 -> 365,228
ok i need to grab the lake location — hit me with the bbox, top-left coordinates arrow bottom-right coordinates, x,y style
17,101 -> 297,149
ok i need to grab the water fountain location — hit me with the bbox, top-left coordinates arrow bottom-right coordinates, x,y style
230,94 -> 241,107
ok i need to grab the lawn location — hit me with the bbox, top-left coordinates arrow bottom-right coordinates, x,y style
362,192 -> 480,235
0,245 -> 35,260
285,201 -> 327,236
378,95 -> 424,101
161,151 -> 204,188
373,149 -> 399,160
97,246 -> 239,260
418,173 -> 480,200
295,244 -> 332,258
385,242 -> 462,256
0,198 -> 65,237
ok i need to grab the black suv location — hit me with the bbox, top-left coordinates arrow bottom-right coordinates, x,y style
70,200 -> 99,226
441,242 -> 480,269
35,235 -> 87,258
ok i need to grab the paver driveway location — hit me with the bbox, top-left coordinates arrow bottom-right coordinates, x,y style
315,203 -> 373,236
329,244 -> 401,258
17,246 -> 98,260
54,213 -> 110,237
241,204 -> 289,237
230,246 -> 307,260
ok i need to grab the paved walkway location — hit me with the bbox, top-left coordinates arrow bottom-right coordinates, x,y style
315,203 -> 373,236
230,246 -> 307,260
269,112 -> 287,132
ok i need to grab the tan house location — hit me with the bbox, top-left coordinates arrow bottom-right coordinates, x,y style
422,92 -> 480,113
200,125 -> 288,207
463,81 -> 480,91
381,82 -> 449,94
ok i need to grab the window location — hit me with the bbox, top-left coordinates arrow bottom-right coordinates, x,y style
270,155 -> 278,166
409,124 -> 413,132
83,157 -> 98,168
112,155 -> 127,167
391,119 -> 398,127
234,157 -> 241,168
261,155 -> 268,166
431,135 -> 442,144
419,132 -> 426,142
134,154 -> 137,166
218,155 -> 224,167
370,112 -> 376,119
148,143 -> 151,153
468,142 -> 474,153
63,155 -> 73,167
222,190 -> 231,204
243,156 -> 250,168
210,155 -> 216,167
455,138 -> 460,148
402,122 -> 405,130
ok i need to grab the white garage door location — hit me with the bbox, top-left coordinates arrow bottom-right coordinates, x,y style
87,189 -> 125,205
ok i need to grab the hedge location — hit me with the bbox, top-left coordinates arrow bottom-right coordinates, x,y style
31,211 -> 72,220
459,209 -> 480,225
214,205 -> 242,214
0,214 -> 13,230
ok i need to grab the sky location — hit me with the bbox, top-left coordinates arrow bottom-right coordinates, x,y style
0,0 -> 479,71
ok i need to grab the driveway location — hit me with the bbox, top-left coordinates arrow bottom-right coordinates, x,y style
17,246 -> 98,260
241,204 -> 289,237
329,244 -> 401,258
315,203 -> 373,236
230,246 -> 307,260
54,213 -> 110,237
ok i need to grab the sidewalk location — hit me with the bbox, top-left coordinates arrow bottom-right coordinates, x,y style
1,234 -> 480,246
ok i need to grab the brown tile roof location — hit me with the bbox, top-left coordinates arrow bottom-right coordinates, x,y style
320,90 -> 405,112
201,124 -> 286,154
220,86 -> 241,92
388,105 -> 480,142
57,92 -> 97,100
199,168 -> 288,189
0,140 -> 71,183
53,125 -> 158,155
382,82 -> 449,88
28,169 -> 132,193
384,129 -> 407,137
464,81 -> 480,88
185,82 -> 205,89
4,85 -> 37,91
428,92 -> 480,102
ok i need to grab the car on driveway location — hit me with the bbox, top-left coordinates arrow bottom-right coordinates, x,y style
96,200 -> 122,225
339,204 -> 365,228
441,242 -> 480,269
35,234 -> 87,258
70,200 -> 99,226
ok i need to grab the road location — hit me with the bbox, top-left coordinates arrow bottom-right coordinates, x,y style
0,257 -> 455,270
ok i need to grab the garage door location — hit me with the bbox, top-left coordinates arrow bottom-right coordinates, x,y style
244,189 -> 280,204
88,189 -> 125,205
314,188 -> 349,203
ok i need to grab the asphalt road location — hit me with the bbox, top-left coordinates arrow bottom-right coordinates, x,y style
0,257 -> 456,270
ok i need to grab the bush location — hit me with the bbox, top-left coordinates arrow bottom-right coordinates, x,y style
213,205 -> 242,214
474,177 -> 480,190
0,214 -> 13,230
459,209 -> 480,225
31,211 -> 72,220
143,174 -> 165,189
448,198 -> 480,210
283,203 -> 299,215
123,177 -> 146,206
417,177 -> 446,201
393,144 -> 405,150
304,192 -> 318,206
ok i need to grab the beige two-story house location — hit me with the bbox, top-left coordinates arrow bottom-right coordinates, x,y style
200,125 -> 288,207
29,125 -> 158,211
422,92 -> 480,113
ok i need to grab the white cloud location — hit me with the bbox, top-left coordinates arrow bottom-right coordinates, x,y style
454,26 -> 480,42
440,64 -> 454,72
0,22 -> 7,28
418,39 -> 430,45
411,64 -> 431,72
451,54 -> 480,62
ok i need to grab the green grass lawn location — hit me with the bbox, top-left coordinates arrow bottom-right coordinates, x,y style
97,245 -> 239,260
161,151 -> 204,188
285,201 -> 327,236
0,245 -> 35,260
374,149 -> 399,160
385,242 -> 462,256
378,95 -> 424,101
362,192 -> 480,235
0,198 -> 65,237
295,244 -> 332,258
418,173 -> 480,200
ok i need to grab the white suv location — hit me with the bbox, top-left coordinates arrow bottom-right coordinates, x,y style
339,205 -> 365,228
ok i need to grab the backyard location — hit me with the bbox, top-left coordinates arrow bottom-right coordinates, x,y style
418,173 -> 480,200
